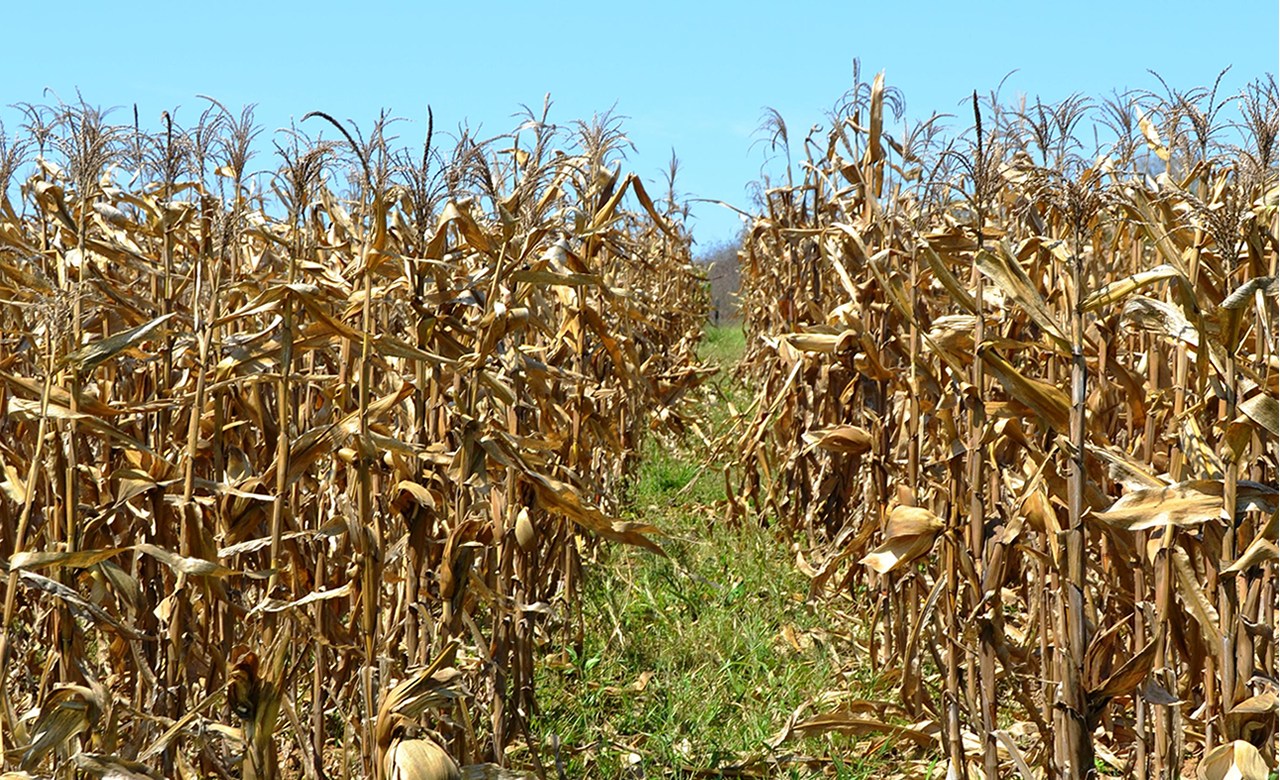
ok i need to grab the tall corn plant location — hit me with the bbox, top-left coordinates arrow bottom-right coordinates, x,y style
730,69 -> 1277,778
0,98 -> 708,778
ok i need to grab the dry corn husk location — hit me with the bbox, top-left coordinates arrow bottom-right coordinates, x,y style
859,506 -> 945,574
384,737 -> 461,780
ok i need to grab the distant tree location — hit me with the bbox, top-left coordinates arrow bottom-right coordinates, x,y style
697,232 -> 744,324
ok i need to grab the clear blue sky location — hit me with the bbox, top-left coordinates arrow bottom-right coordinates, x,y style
2,0 -> 1276,250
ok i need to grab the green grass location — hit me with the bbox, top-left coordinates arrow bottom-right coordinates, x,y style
534,441 -> 845,777
699,322 -> 746,370
532,322 -> 895,777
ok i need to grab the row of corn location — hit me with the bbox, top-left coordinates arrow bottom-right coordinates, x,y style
0,100 -> 708,778
730,70 -> 1277,778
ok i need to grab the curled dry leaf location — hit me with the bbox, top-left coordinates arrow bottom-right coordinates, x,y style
1121,296 -> 1199,348
1239,393 -> 1280,437
1136,106 -> 1171,160
1094,480 -> 1279,531
377,643 -> 464,780
1082,264 -> 1183,312
1090,637 -> 1158,702
1172,545 -> 1225,652
772,704 -> 937,750
1196,740 -> 1271,780
979,346 -> 1071,432
1223,536 -> 1279,575
62,312 -> 176,374
1228,691 -> 1278,716
803,424 -> 874,455
18,685 -> 102,771
1138,677 -> 1181,706
859,506 -> 945,574
71,753 -> 162,780
974,244 -> 1068,347
783,329 -> 860,354
384,738 -> 461,780
1220,276 -> 1278,310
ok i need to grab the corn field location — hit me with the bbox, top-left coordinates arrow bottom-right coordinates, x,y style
729,69 -> 1277,778
0,98 -> 709,778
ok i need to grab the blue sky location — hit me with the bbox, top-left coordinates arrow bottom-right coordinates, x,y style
2,0 -> 1276,250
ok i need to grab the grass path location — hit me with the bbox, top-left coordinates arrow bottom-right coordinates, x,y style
533,325 -> 898,778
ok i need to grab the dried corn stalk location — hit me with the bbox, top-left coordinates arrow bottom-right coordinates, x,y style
730,68 -> 1278,777
0,98 -> 708,776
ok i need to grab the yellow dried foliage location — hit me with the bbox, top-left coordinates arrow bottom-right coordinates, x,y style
0,100 -> 708,776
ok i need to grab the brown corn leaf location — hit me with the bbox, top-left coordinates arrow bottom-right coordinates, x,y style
1136,107 -> 1171,161
783,330 -> 859,354
526,471 -> 666,556
1092,638 -> 1158,700
435,200 -> 496,256
509,269 -> 600,287
1082,264 -> 1183,311
7,398 -> 161,458
785,709 -> 937,748
1239,393 -> 1279,437
864,72 -> 885,166
1094,480 -> 1278,531
1223,417 -> 1257,464
803,425 -> 873,455
62,312 -> 176,374
0,372 -> 123,418
628,175 -> 681,240
1171,546 -> 1224,653
0,461 -> 27,505
138,689 -> 223,761
1087,443 -> 1165,490
19,688 -> 96,770
1180,414 -> 1224,479
112,467 -> 171,505
7,547 -> 127,571
1083,620 -> 1126,693
249,582 -> 354,616
134,543 -> 236,578
991,731 -> 1038,780
1220,276 -> 1277,310
1095,483 -> 1222,530
1121,296 -> 1198,348
73,752 -> 162,779
1229,691 -> 1278,715
1223,535 -> 1279,575
1196,741 -> 1271,780
377,641 -> 461,736
979,346 -> 1071,431
384,737 -> 461,780
920,244 -> 978,314
586,168 -> 631,233
975,245 -> 1068,348
1138,677 -> 1181,705
859,506 -> 945,574
18,571 -> 142,638
394,480 -> 438,511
